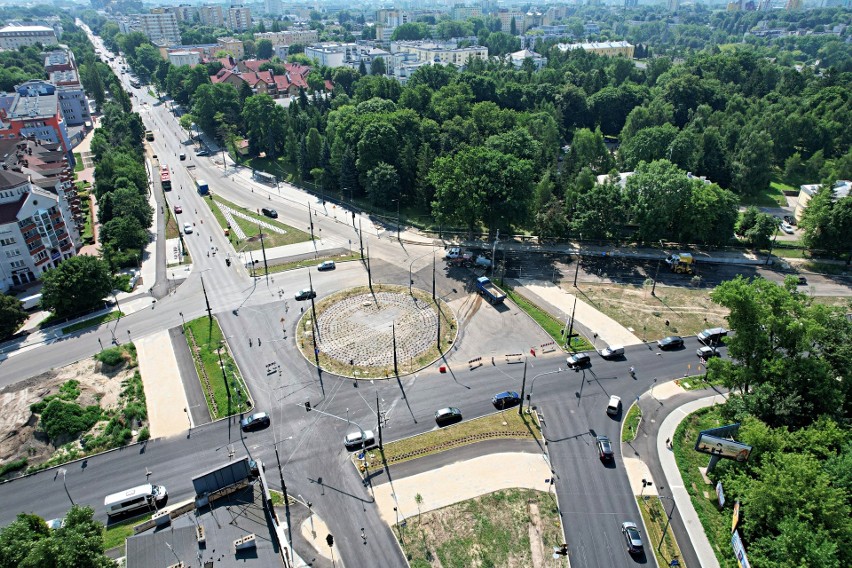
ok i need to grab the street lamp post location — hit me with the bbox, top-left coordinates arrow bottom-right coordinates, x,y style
409,248 -> 436,295
657,495 -> 677,553
527,367 -> 565,413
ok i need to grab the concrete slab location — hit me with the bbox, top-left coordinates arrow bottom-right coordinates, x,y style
165,237 -> 184,266
299,513 -> 340,563
517,280 -> 642,347
623,457 -> 658,496
136,331 -> 191,438
653,379 -> 688,401
371,452 -> 553,526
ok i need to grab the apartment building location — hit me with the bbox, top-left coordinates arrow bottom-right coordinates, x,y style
304,43 -> 357,68
254,29 -> 318,46
216,37 -> 245,60
391,41 -> 488,67
1,86 -> 73,166
227,7 -> 252,32
556,40 -> 635,58
165,5 -> 199,22
198,5 -> 225,28
0,25 -> 58,50
497,9 -> 527,34
451,4 -> 482,20
137,12 -> 181,46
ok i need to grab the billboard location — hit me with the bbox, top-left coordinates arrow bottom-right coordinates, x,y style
731,530 -> 751,568
695,432 -> 753,462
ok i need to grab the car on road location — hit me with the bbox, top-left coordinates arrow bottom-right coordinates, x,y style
697,346 -> 720,359
445,246 -> 461,259
435,407 -> 462,426
261,208 -> 278,219
621,521 -> 643,553
343,429 -> 376,450
657,336 -> 684,350
195,149 -> 210,157
317,260 -> 336,271
240,412 -> 270,432
174,204 -> 182,214
606,395 -> 622,416
797,275 -> 807,285
566,353 -> 591,369
492,391 -> 521,409
295,289 -> 316,301
779,221 -> 795,234
183,222 -> 193,234
596,435 -> 614,460
783,215 -> 796,226
599,345 -> 624,359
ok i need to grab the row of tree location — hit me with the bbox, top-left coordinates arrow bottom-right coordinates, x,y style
704,277 -> 851,567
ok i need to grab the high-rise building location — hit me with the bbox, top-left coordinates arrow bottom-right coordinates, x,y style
227,7 -> 252,31
198,5 -> 225,28
451,4 -> 481,20
139,12 -> 181,45
264,0 -> 282,16
668,0 -> 680,11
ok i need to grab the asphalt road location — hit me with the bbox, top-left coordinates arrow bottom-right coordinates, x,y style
0,27 -> 749,567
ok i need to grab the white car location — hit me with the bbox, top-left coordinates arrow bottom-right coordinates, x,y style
779,222 -> 794,234
183,222 -> 193,234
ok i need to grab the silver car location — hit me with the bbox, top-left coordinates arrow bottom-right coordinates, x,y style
621,521 -> 643,553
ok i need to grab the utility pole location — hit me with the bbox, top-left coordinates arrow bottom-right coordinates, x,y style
396,198 -> 401,241
392,322 -> 399,378
518,358 -> 528,416
376,394 -> 383,450
200,274 -> 212,320
436,305 -> 442,352
216,346 -> 231,402
358,219 -> 364,259
491,229 -> 499,278
273,444 -> 290,510
651,259 -> 661,296
258,223 -> 269,284
308,271 -> 319,340
366,245 -> 373,293
566,296 -> 578,348
573,254 -> 581,287
432,253 -> 436,301
308,203 -> 315,241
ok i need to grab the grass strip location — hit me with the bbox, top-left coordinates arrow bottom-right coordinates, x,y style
372,411 -> 542,470
207,194 -> 311,252
637,496 -> 685,568
184,316 -> 251,419
622,402 -> 642,442
103,513 -> 152,550
62,311 -> 122,335
262,253 -> 362,275
504,285 -> 594,352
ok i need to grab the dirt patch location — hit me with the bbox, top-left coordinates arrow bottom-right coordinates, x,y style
397,488 -> 563,568
0,355 -> 135,477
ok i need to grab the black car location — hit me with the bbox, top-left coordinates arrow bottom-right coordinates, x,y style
596,435 -> 614,460
435,407 -> 462,426
240,412 -> 270,432
492,391 -> 521,410
261,208 -> 278,219
657,336 -> 684,350
566,353 -> 591,369
295,289 -> 316,301
783,215 -> 796,226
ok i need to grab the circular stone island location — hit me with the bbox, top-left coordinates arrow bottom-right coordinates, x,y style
295,284 -> 458,379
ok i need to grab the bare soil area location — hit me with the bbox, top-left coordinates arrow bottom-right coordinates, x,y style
0,355 -> 134,477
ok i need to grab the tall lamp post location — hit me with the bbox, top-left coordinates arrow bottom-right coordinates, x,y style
526,367 -> 565,413
657,495 -> 677,553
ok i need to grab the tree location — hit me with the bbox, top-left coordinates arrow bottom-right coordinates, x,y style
570,181 -> 626,240
0,294 -> 27,341
101,216 -> 148,253
40,256 -> 115,319
390,23 -> 429,41
242,94 -> 288,158
256,38 -> 273,59
730,127 -> 774,195
0,506 -> 115,568
618,124 -> 679,170
365,162 -> 400,205
429,146 -> 534,233
737,206 -> 778,249
370,56 -> 386,76
800,189 -> 852,259
566,128 -> 613,176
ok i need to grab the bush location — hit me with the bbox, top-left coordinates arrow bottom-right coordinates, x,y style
137,427 -> 150,441
95,347 -> 125,367
39,399 -> 101,441
0,458 -> 28,477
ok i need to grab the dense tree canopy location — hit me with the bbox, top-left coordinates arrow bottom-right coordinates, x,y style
40,256 -> 115,319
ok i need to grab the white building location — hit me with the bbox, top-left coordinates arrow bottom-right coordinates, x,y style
167,50 -> 200,68
0,25 -> 58,50
795,180 -> 851,221
304,43 -> 357,68
254,30 -> 319,46
508,49 -> 547,69
138,13 -> 181,46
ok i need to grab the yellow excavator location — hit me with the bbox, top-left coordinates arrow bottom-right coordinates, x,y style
665,253 -> 694,274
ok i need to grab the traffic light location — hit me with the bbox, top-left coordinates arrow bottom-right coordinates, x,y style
305,401 -> 311,412
326,534 -> 334,547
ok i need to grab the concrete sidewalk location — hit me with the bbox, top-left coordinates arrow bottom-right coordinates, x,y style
135,330 -> 192,438
517,279 -> 642,347
371,452 -> 553,526
655,392 -> 726,568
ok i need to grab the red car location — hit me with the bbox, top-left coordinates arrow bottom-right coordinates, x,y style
174,204 -> 183,214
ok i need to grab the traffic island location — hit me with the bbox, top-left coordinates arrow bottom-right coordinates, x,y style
295,284 -> 458,379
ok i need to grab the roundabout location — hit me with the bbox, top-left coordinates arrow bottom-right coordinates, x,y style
295,284 -> 458,379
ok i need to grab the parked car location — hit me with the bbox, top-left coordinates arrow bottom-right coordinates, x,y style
566,353 -> 591,369
783,215 -> 796,226
657,336 -> 684,350
599,345 -> 624,359
295,289 -> 316,301
435,407 -> 462,426
492,391 -> 521,410
240,412 -> 270,432
445,247 -> 461,259
621,521 -> 644,553
343,430 -> 376,450
317,260 -> 336,271
697,346 -> 720,359
261,208 -> 278,219
779,222 -> 795,234
596,435 -> 614,460
606,395 -> 622,416
174,204 -> 182,214
183,222 -> 193,234
195,149 -> 210,157
797,275 -> 807,285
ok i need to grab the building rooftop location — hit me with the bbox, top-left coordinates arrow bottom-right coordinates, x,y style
557,40 -> 633,51
8,92 -> 58,120
800,180 -> 851,200
0,25 -> 54,34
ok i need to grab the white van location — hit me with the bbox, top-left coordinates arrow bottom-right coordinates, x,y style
697,327 -> 728,346
599,345 -> 625,359
104,484 -> 167,517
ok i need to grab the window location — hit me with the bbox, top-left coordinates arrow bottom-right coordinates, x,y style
0,237 -> 15,246
5,249 -> 22,258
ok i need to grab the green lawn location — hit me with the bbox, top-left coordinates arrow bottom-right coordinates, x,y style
622,403 -> 642,442
263,253 -> 361,275
73,153 -> 84,172
62,311 -> 122,335
504,285 -> 594,352
183,317 -> 251,419
207,194 -> 311,252
740,182 -> 787,207
673,406 -> 739,567
637,496 -> 685,568
103,513 -> 152,550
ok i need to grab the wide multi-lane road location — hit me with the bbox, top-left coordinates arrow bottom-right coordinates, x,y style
0,28 -> 727,567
